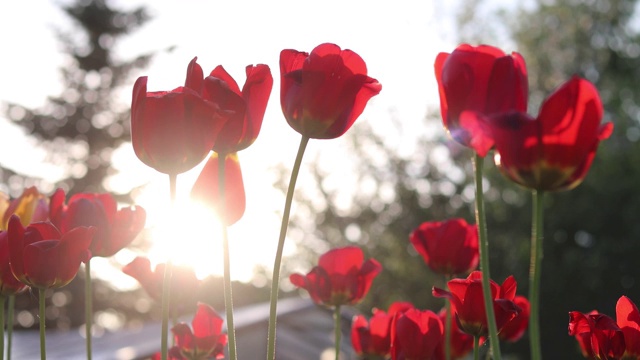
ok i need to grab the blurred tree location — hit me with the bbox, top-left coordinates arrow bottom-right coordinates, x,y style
2,0 -> 156,198
281,1 -> 640,359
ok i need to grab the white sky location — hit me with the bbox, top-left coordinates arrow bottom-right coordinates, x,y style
0,0 -> 518,285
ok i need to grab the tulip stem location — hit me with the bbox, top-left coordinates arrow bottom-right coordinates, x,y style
160,173 -> 177,360
7,295 -> 14,360
473,336 -> 480,360
267,135 -> 310,360
472,154 -> 501,360
529,190 -> 544,360
39,288 -> 46,360
85,261 -> 93,360
334,305 -> 341,360
444,275 -> 452,360
0,295 -> 5,360
218,154 -> 238,360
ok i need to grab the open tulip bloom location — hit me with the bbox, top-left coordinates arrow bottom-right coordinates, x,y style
169,303 -> 227,360
460,76 -> 613,192
569,295 -> 640,360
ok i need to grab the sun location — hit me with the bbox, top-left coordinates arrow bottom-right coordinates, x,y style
131,174 -> 282,283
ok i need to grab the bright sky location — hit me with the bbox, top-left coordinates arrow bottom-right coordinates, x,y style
0,1 -> 509,286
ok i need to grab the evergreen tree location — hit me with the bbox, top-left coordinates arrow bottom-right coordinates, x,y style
3,0 -> 154,197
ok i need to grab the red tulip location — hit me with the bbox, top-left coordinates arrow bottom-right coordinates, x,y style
409,218 -> 479,276
0,232 -> 27,296
0,186 -> 49,230
461,76 -> 613,191
7,215 -> 93,289
190,153 -> 245,226
280,43 -> 382,139
289,246 -> 381,307
49,189 -> 146,257
131,57 -> 227,175
122,257 -> 201,314
616,296 -> 640,359
434,308 -> 474,360
569,310 -> 625,360
200,64 -> 272,154
169,303 -> 227,360
499,295 -> 530,343
351,301 -> 414,357
432,271 -> 521,337
435,44 -> 528,148
391,308 -> 444,360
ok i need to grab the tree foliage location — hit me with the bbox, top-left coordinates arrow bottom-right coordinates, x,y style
283,1 -> 640,358
3,0 -> 155,197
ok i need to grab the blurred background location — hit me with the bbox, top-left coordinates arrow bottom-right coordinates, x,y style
1,0 -> 639,358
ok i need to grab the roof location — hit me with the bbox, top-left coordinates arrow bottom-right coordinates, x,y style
11,297 -> 357,360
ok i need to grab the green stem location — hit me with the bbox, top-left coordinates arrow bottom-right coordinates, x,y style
472,154 -> 501,360
529,190 -> 544,360
218,154 -> 237,360
161,173 -> 178,360
266,136 -> 310,360
7,295 -> 14,360
444,275 -> 452,360
473,336 -> 480,360
0,296 -> 5,360
334,305 -> 341,360
85,260 -> 93,360
39,288 -> 46,360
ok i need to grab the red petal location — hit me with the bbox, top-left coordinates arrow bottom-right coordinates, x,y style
185,57 -> 204,94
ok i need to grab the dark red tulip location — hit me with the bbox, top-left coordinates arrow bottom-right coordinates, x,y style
569,310 -> 625,360
616,296 -> 640,359
435,44 -> 528,147
499,295 -> 530,343
169,303 -> 227,360
461,76 -> 613,191
432,271 -> 521,337
7,215 -> 93,289
434,308 -> 474,360
131,57 -> 227,175
289,246 -> 381,307
190,153 -> 245,226
49,189 -> 146,257
409,218 -> 479,276
201,64 -> 272,154
0,232 -> 27,296
280,43 -> 382,139
351,301 -> 414,357
391,308 -> 444,360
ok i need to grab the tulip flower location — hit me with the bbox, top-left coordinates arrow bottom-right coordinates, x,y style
280,43 -> 382,139
289,246 -> 382,307
7,215 -> 93,289
434,308 -> 474,360
432,271 -> 521,337
0,232 -> 27,297
168,303 -> 227,360
435,43 -> 528,148
123,257 -> 201,315
196,64 -> 273,154
616,296 -> 640,359
351,301 -> 414,358
410,218 -> 479,276
569,310 -> 625,360
390,308 -> 444,360
461,76 -> 613,191
499,295 -> 530,343
0,187 -> 49,230
131,57 -> 227,175
49,189 -> 146,258
191,153 -> 245,226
